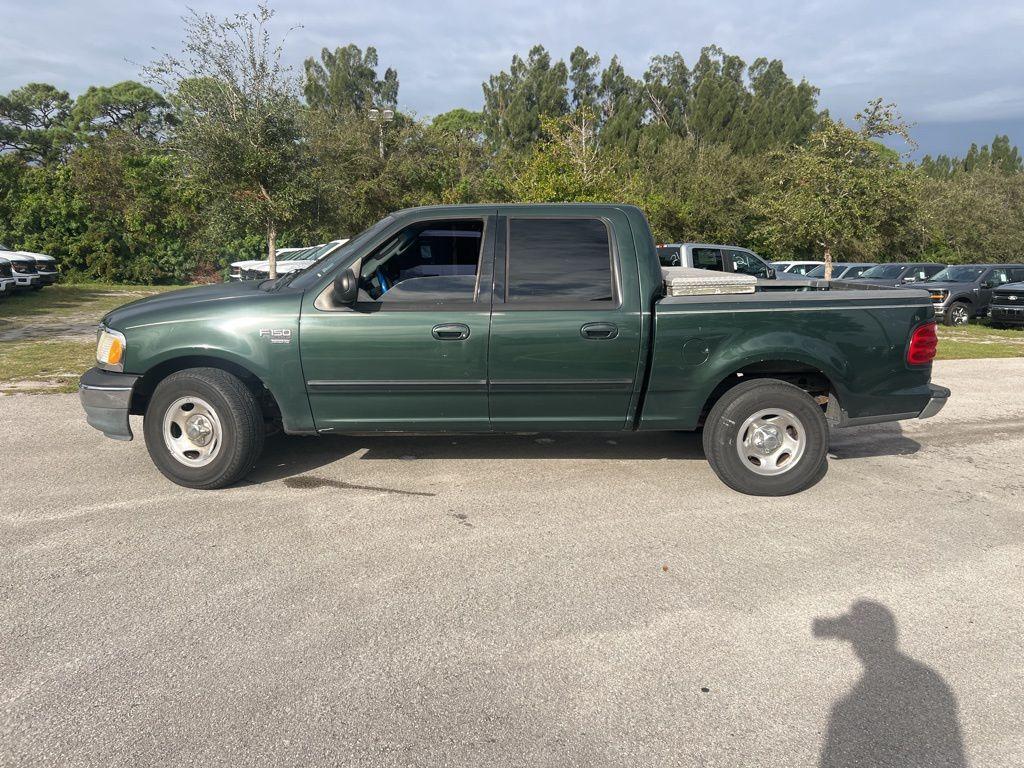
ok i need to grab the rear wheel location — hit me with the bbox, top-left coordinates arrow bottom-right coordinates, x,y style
944,301 -> 970,326
702,379 -> 829,496
143,367 -> 265,489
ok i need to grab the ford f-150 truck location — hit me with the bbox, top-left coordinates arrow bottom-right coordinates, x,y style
79,204 -> 948,496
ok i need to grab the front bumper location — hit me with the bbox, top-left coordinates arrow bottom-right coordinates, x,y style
13,274 -> 41,289
0,279 -> 14,295
37,272 -> 57,285
990,305 -> 1024,324
79,367 -> 141,441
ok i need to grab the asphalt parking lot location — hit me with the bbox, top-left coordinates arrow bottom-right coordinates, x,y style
2,358 -> 1022,767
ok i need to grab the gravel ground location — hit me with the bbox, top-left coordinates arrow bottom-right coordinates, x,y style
1,358 -> 1022,767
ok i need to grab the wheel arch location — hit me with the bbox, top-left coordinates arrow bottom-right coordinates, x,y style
129,354 -> 282,425
698,358 -> 837,427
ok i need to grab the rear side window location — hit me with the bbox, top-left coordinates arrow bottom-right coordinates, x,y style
692,248 -> 724,271
507,218 -> 615,303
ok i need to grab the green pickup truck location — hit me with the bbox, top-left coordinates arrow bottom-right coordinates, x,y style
80,203 -> 948,496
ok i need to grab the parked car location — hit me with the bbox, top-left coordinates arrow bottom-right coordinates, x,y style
914,264 -> 1024,326
242,239 -> 350,281
989,281 -> 1024,328
0,257 -> 16,297
16,250 -> 59,285
850,263 -> 945,287
229,247 -> 305,280
804,263 -> 877,280
80,204 -> 947,497
657,243 -> 776,278
0,246 -> 42,290
773,261 -> 825,276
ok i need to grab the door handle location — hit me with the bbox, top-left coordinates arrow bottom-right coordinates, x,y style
432,323 -> 471,341
580,322 -> 618,340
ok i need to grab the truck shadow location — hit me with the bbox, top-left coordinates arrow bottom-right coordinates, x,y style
248,422 -> 923,484
828,421 -> 922,459
248,430 -> 708,484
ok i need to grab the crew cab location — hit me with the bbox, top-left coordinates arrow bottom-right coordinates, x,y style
915,264 -> 1024,326
656,243 -> 775,279
79,204 -> 948,496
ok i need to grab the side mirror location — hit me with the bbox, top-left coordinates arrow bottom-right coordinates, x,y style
332,268 -> 359,304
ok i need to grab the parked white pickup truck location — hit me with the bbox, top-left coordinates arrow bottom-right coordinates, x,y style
230,240 -> 349,281
656,242 -> 777,279
0,256 -> 16,296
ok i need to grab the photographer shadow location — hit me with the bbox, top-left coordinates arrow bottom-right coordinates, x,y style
814,601 -> 966,768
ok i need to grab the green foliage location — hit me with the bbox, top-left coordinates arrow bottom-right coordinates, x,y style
752,103 -> 920,267
303,44 -> 398,115
2,23 -> 1023,286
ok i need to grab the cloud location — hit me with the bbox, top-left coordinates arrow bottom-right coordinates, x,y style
2,0 -> 1022,153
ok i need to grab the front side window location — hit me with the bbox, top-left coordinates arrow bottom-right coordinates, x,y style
506,218 -> 614,304
692,248 -> 724,271
728,250 -> 769,278
984,268 -> 1012,287
358,219 -> 484,303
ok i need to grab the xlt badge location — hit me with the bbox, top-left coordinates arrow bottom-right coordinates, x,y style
259,328 -> 292,344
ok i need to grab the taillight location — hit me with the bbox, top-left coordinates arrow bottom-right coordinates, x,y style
907,321 -> 938,366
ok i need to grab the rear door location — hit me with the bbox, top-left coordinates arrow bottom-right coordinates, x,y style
486,209 -> 643,431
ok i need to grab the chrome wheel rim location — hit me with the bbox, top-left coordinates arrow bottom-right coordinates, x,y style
736,408 -> 806,476
951,305 -> 968,325
162,396 -> 223,467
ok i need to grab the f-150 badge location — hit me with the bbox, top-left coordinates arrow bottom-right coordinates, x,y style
259,328 -> 292,344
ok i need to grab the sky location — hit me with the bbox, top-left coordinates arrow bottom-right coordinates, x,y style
2,0 -> 1023,158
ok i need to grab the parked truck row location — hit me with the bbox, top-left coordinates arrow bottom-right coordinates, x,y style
0,243 -> 59,296
81,203 -> 949,497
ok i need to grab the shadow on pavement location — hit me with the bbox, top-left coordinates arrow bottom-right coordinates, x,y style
814,600 -> 967,768
828,422 -> 922,459
247,430 -> 708,483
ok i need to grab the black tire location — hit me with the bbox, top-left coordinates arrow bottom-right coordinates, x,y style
143,367 -> 265,489
944,301 -> 970,326
702,379 -> 829,496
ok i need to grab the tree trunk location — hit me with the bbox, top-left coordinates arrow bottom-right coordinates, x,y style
267,223 -> 277,280
823,244 -> 833,281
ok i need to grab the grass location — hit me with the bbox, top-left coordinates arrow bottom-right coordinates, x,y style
0,283 -> 184,394
1,282 -> 1022,393
0,282 -> 181,320
935,322 -> 1024,360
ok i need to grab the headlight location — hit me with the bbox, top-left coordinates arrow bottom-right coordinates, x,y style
930,291 -> 948,302
96,325 -> 126,371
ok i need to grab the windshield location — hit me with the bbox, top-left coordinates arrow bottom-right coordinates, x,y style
859,264 -> 905,279
806,265 -> 829,278
284,217 -> 396,291
930,266 -> 984,282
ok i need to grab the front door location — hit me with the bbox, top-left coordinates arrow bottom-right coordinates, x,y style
300,214 -> 496,432
486,210 -> 643,431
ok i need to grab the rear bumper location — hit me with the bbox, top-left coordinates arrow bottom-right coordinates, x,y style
830,384 -> 950,427
79,367 -> 141,441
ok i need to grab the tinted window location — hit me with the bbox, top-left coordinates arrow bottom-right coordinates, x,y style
845,265 -> 872,278
359,219 -> 483,302
1010,268 -> 1024,282
860,264 -> 905,279
507,218 -> 614,303
657,245 -> 682,266
985,268 -> 1013,287
728,250 -> 769,277
787,263 -> 817,275
931,266 -> 983,282
692,247 -> 724,271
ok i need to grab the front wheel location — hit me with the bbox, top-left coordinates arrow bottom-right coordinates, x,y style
702,379 -> 829,496
944,302 -> 970,326
143,367 -> 265,489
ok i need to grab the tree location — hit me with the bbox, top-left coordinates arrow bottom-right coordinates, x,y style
509,109 -> 634,203
569,46 -> 601,113
0,82 -> 73,163
144,4 -> 309,278
303,44 -> 398,115
72,81 -> 171,140
482,46 -> 568,151
598,56 -> 645,153
753,101 -> 919,278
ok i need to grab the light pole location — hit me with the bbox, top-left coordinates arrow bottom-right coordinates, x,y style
367,107 -> 395,159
